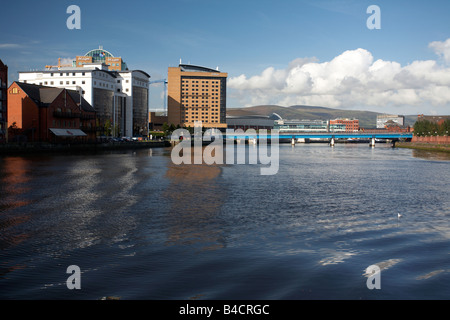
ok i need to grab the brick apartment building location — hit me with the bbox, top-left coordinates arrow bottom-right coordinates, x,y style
0,59 -> 7,143
7,82 -> 97,142
168,64 -> 227,130
329,119 -> 360,132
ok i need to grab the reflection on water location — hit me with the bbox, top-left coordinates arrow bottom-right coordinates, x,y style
0,145 -> 449,299
412,149 -> 450,161
164,146 -> 227,251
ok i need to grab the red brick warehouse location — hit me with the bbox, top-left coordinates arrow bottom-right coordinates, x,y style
7,82 -> 97,143
0,59 -> 7,143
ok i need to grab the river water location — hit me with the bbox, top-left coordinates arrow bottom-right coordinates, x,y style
0,144 -> 449,300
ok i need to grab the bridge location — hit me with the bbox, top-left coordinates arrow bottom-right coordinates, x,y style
225,132 -> 413,139
223,132 -> 413,147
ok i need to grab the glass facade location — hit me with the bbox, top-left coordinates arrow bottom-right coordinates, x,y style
274,120 -> 329,132
132,86 -> 149,136
85,49 -> 113,63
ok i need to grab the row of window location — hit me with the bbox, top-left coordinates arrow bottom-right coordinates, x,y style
182,80 -> 220,84
182,84 -> 219,88
182,116 -> 220,122
182,89 -> 219,93
51,72 -> 84,77
182,107 -> 220,111
40,80 -> 86,86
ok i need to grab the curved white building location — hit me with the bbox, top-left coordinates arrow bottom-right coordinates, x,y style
19,47 -> 150,137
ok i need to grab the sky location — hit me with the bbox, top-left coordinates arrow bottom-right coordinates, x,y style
1,0 -> 450,115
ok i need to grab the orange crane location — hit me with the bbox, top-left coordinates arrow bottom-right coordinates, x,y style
45,58 -> 72,70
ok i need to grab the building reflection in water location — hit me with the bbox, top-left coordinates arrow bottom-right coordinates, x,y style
411,149 -> 450,161
0,157 -> 34,277
163,147 -> 228,251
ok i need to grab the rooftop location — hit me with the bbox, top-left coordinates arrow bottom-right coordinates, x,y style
179,64 -> 221,73
14,82 -> 96,113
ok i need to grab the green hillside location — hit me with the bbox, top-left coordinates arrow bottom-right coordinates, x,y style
227,105 -> 418,129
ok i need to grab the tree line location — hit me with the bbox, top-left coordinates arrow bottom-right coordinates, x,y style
414,119 -> 450,136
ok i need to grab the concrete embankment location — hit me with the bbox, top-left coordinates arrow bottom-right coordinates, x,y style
0,141 -> 171,156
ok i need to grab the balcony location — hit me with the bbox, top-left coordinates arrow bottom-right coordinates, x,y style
53,111 -> 81,118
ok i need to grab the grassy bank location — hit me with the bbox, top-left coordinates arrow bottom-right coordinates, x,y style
396,142 -> 450,153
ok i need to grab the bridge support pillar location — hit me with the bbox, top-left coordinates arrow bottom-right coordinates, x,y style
370,138 -> 375,147
330,138 -> 335,147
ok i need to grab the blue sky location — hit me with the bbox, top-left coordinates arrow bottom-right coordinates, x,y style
1,0 -> 450,114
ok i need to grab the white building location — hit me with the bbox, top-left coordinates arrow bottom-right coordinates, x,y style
19,62 -> 150,137
376,114 -> 405,129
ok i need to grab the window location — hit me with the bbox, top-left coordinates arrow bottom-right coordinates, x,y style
82,81 -> 85,84
72,81 -> 76,85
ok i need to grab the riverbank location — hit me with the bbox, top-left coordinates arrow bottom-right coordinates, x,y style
0,140 -> 171,156
396,141 -> 450,153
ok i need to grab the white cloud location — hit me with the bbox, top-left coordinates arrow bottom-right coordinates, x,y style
429,38 -> 450,64
228,39 -> 450,113
0,43 -> 21,49
60,58 -> 75,65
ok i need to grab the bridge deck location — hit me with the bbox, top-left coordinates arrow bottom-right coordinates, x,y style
225,132 -> 413,139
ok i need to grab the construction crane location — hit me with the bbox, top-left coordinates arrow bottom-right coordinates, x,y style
45,58 -> 72,70
149,79 -> 168,116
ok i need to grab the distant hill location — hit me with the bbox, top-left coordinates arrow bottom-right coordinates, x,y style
227,105 -> 418,129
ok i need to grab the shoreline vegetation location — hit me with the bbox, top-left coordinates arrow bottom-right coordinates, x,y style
0,140 -> 171,156
396,141 -> 450,153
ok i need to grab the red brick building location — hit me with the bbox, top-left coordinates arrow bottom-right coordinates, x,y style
0,59 -> 7,143
329,119 -> 359,132
7,82 -> 97,142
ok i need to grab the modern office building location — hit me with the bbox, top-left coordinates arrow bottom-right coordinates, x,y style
7,82 -> 97,142
0,59 -> 7,142
226,115 -> 274,130
168,64 -> 227,130
376,114 -> 405,129
19,47 -> 150,137
274,119 -> 329,133
329,119 -> 359,132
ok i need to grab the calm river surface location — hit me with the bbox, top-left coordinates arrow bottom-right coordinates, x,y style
0,144 -> 449,300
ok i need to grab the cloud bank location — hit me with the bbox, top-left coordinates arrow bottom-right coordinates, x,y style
228,39 -> 450,114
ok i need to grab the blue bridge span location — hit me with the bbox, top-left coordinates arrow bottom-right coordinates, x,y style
225,132 -> 413,139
